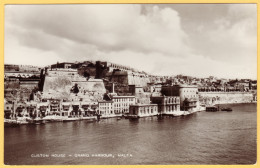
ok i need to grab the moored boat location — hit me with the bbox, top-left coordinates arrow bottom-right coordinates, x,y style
221,107 -> 232,112
16,116 -> 30,125
4,119 -> 20,127
206,106 -> 218,112
33,117 -> 45,125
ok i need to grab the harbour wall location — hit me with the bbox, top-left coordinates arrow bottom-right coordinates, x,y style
198,92 -> 254,105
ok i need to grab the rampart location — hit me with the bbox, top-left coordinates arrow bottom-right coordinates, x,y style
198,92 -> 254,105
43,76 -> 106,101
110,71 -> 150,87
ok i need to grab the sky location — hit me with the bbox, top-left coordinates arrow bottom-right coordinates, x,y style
4,4 -> 257,79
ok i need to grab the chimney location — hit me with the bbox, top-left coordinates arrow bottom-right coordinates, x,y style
112,83 -> 115,93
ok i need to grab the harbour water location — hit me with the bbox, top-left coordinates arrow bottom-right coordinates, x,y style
4,103 -> 257,165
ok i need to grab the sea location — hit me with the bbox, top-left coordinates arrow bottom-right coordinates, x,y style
4,103 -> 257,165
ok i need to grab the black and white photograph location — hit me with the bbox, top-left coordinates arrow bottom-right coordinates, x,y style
3,3 -> 257,165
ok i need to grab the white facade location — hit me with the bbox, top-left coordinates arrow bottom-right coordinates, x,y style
98,101 -> 114,116
112,96 -> 135,115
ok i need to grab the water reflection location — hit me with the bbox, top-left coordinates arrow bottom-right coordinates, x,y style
4,103 -> 257,165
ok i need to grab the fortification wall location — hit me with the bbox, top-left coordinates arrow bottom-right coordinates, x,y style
4,80 -> 39,102
128,73 -> 150,87
43,76 -> 72,99
109,71 -> 150,87
43,76 -> 106,101
198,92 -> 254,105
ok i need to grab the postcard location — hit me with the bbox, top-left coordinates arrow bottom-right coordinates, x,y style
1,1 -> 259,167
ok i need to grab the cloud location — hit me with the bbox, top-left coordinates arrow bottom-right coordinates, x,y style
5,4 -> 189,56
181,4 -> 257,78
4,4 -> 257,79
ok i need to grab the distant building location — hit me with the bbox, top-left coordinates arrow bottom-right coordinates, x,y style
4,64 -> 19,72
51,62 -> 74,69
150,96 -> 180,114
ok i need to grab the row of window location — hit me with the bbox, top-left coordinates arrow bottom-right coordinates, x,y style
183,89 -> 197,93
132,107 -> 158,115
184,95 -> 197,98
115,109 -> 128,113
113,98 -> 135,102
114,103 -> 132,107
165,98 -> 180,104
132,107 -> 157,113
100,111 -> 114,115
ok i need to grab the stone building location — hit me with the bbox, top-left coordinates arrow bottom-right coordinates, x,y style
111,96 -> 135,115
129,104 -> 158,118
4,102 -> 13,119
51,62 -> 74,69
98,101 -> 114,117
80,102 -> 98,116
49,99 -> 61,115
161,85 -> 198,110
150,96 -> 180,114
4,64 -> 19,72
183,98 -> 197,112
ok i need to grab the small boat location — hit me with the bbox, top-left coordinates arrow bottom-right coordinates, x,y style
117,117 -> 122,120
17,120 -> 29,125
157,114 -> 164,120
33,117 -> 45,125
16,117 -> 30,125
127,115 -> 139,119
221,108 -> 232,112
206,106 -> 218,112
80,116 -> 97,120
4,119 -> 20,127
172,111 -> 185,116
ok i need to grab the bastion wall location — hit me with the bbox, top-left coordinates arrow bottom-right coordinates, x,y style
198,92 -> 254,105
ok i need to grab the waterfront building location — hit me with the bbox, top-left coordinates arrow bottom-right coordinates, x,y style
49,99 -> 61,115
161,85 -> 198,110
4,102 -> 13,119
16,102 -> 28,117
183,98 -> 197,112
111,96 -> 135,115
98,101 -> 115,117
38,101 -> 49,117
150,96 -> 180,114
81,102 -> 98,116
60,101 -> 71,116
71,102 -> 82,117
26,101 -> 37,118
128,104 -> 158,118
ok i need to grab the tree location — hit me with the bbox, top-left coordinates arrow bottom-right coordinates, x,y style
72,83 -> 79,94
